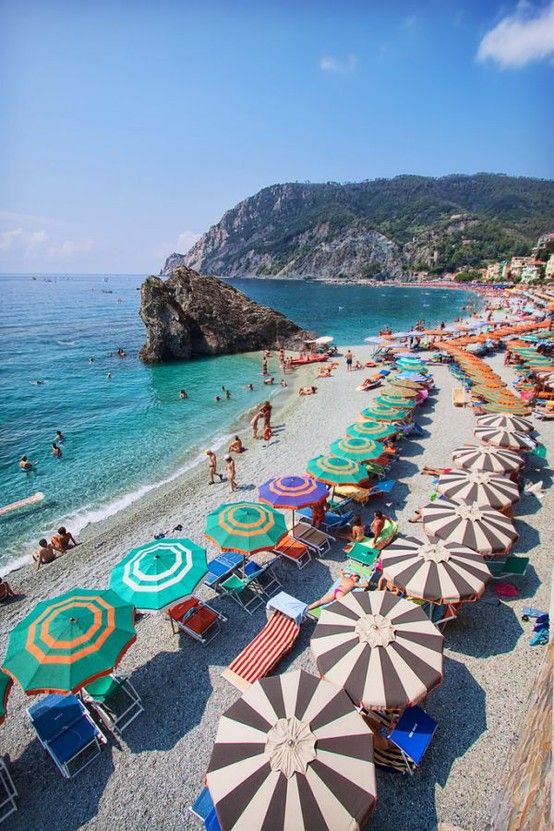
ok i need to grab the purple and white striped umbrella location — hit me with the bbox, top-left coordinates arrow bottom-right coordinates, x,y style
436,469 -> 520,509
206,669 -> 377,831
475,413 -> 534,434
452,444 -> 522,474
473,426 -> 536,452
380,536 -> 491,603
421,498 -> 518,556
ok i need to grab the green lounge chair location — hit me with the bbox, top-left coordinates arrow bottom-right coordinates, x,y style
83,674 -> 144,736
219,574 -> 265,614
347,543 -> 380,568
488,556 -> 529,579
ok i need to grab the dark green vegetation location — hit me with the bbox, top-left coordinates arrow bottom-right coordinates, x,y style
176,174 -> 554,279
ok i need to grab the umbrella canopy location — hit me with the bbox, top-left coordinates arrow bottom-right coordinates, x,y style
346,421 -> 398,441
479,402 -> 531,415
396,360 -> 427,373
374,395 -> 416,410
473,426 -> 536,452
205,502 -> 287,555
206,669 -> 377,831
359,405 -> 412,423
382,385 -> 419,399
329,436 -> 383,462
380,536 -> 491,603
306,455 -> 369,486
388,378 -> 426,391
452,444 -> 522,474
420,499 -> 518,555
3,589 -> 136,694
0,669 -> 13,726
436,469 -> 520,509
475,413 -> 534,433
258,475 -> 328,510
395,372 -> 428,383
311,591 -> 443,711
109,538 -> 207,612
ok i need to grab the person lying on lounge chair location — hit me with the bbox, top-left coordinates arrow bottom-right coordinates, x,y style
308,569 -> 369,610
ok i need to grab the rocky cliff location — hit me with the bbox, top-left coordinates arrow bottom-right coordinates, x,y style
162,174 -> 554,279
139,266 -> 312,363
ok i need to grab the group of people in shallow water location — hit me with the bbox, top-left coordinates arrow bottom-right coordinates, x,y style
19,431 -> 65,471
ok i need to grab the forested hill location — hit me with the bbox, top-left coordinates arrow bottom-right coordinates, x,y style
163,174 -> 554,280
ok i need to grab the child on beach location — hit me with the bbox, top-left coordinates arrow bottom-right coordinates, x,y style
262,423 -> 272,445
225,455 -> 237,492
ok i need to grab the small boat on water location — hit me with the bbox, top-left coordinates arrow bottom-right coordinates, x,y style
290,354 -> 329,366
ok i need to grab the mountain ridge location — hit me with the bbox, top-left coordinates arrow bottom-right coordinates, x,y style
162,174 -> 554,280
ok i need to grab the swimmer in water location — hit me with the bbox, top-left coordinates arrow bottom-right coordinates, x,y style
215,395 -> 221,402
89,357 -> 95,363
107,372 -> 112,380
225,389 -> 231,399
246,383 -> 254,391
52,442 -> 62,458
179,389 -> 188,399
55,430 -> 64,443
19,456 -> 33,471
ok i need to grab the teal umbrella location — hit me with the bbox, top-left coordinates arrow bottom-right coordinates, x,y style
375,395 -> 416,410
346,421 -> 398,441
109,538 -> 208,612
329,436 -> 383,462
0,669 -> 13,726
205,502 -> 287,555
306,455 -> 369,486
360,405 -> 412,423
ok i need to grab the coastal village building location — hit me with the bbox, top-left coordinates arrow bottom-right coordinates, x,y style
509,256 -> 535,278
545,254 -> 554,281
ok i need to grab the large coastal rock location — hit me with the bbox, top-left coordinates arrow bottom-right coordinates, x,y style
139,266 -> 312,363
161,175 -> 554,279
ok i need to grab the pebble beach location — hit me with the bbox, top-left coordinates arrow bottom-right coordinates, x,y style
0,342 -> 551,831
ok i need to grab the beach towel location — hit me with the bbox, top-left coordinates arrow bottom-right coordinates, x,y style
494,582 -> 519,598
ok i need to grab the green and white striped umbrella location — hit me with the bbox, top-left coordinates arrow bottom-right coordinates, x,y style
306,455 -> 369,486
109,538 -> 208,612
329,436 -> 383,462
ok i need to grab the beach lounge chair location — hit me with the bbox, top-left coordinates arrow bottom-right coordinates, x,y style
27,694 -> 107,778
291,520 -> 333,555
334,484 -> 371,505
327,494 -> 354,513
452,387 -> 467,407
0,758 -> 17,823
346,542 -> 380,569
488,556 -> 529,579
204,552 -> 243,590
297,506 -> 350,533
218,574 -> 265,614
345,519 -> 398,558
222,610 -> 300,690
190,786 -> 221,831
168,597 -> 227,645
83,674 -> 144,736
388,706 -> 438,775
367,480 -> 396,499
243,560 -> 282,598
273,533 -> 312,569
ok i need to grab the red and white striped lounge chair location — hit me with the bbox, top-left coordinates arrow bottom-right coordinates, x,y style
221,611 -> 300,691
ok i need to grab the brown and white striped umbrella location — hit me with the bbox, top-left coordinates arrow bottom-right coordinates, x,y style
475,413 -> 534,434
311,591 -> 443,711
436,469 -> 520,509
380,536 -> 491,603
452,444 -> 522,474
421,498 -> 518,555
206,669 -> 377,831
473,426 -> 536,452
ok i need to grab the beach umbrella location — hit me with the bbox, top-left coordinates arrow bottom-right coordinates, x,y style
475,413 -> 533,433
374,395 -> 416,410
360,404 -> 412,423
473,426 -> 536,452
205,502 -> 287,555
2,588 -> 136,695
383,385 -> 419,399
258,475 -> 328,510
329,436 -> 383,462
436,469 -> 520,509
396,361 -> 427,374
479,402 -> 531,415
380,536 -> 491,603
109,538 -> 208,613
452,444 -> 522,474
419,499 -> 518,556
395,371 -> 428,383
0,669 -> 13,726
206,669 -> 377,831
311,591 -> 443,711
306,455 -> 369,486
346,421 -> 398,441
389,377 -> 425,391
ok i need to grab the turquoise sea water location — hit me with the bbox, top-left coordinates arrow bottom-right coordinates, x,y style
0,274 -> 476,569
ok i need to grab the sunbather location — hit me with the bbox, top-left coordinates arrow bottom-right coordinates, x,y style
308,569 -> 368,610
337,514 -> 365,541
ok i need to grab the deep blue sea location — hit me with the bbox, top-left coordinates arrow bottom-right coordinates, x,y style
0,274 -> 476,569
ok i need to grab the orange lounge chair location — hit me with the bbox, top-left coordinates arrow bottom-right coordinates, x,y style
222,611 -> 300,691
168,597 -> 227,645
273,533 -> 312,569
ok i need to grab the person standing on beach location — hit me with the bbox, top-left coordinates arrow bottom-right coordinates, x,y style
206,450 -> 223,484
251,410 -> 262,439
225,455 -> 237,492
345,350 -> 353,371
262,401 -> 272,429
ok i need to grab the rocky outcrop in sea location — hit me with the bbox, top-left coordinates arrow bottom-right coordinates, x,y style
139,266 -> 312,363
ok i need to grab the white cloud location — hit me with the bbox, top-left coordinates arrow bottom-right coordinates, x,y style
0,227 -> 24,250
318,54 -> 358,74
477,1 -> 554,67
176,229 -> 201,252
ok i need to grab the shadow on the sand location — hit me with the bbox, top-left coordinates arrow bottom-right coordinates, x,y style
8,739 -> 114,831
516,492 -> 545,518
507,562 -> 541,601
525,456 -> 553,489
445,591 -> 524,658
371,656 -> 486,831
512,519 -> 541,555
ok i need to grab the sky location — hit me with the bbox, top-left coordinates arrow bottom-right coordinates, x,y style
1,0 -> 553,273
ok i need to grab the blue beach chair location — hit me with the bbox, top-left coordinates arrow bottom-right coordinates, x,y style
190,786 -> 221,830
27,694 -> 107,778
388,706 -> 437,775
